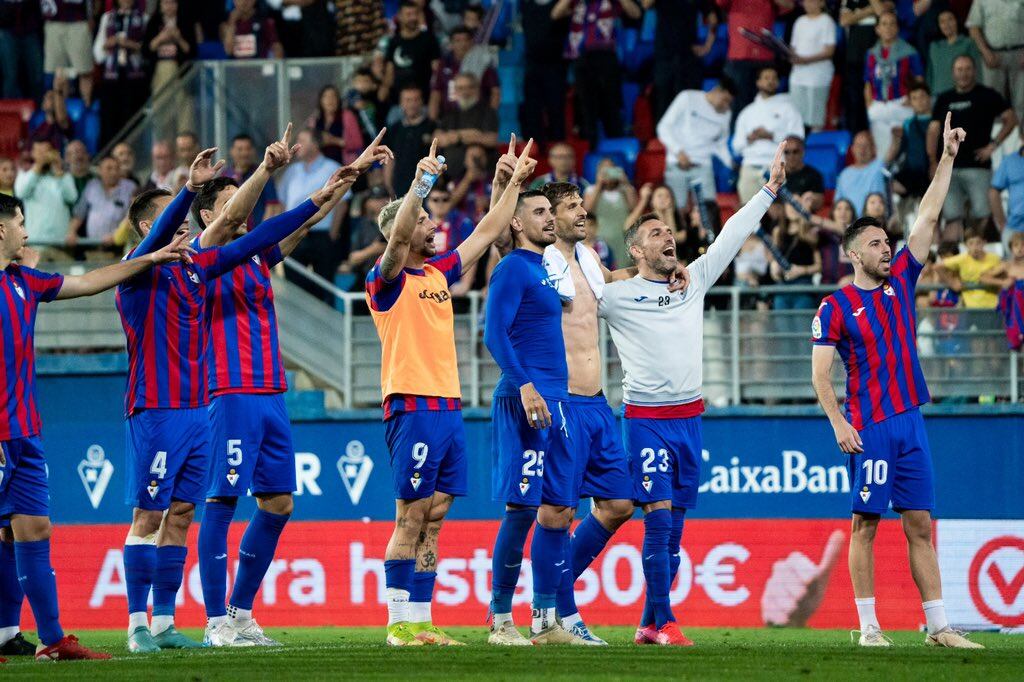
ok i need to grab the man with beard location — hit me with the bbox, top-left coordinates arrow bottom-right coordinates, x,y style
599,144 -> 786,646
434,73 -> 498,180
811,114 -> 982,650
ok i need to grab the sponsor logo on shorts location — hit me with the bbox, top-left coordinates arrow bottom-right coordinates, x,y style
337,441 -> 374,505
410,471 -> 422,491
147,480 -> 160,499
519,477 -> 530,496
642,475 -> 653,493
77,445 -> 114,510
860,487 -> 871,503
226,468 -> 239,487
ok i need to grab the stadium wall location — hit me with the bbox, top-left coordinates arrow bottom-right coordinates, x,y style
29,375 -> 1024,630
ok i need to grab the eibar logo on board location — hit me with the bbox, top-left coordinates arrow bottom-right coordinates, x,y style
77,444 -> 114,509
337,440 -> 374,505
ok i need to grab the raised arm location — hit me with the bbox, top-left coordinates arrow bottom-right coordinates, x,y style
56,231 -> 195,299
456,139 -> 537,269
907,112 -> 965,263
278,167 -> 357,257
811,344 -> 862,454
136,147 -> 223,256
490,133 -> 517,212
379,139 -> 443,282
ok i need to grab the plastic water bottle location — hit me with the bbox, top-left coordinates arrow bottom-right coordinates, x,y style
412,155 -> 445,198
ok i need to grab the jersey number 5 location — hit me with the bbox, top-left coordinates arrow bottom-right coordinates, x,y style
227,439 -> 243,467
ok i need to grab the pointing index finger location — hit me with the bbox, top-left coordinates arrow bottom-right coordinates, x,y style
519,137 -> 533,161
371,128 -> 387,147
429,137 -> 438,159
282,122 -> 293,145
508,133 -> 516,156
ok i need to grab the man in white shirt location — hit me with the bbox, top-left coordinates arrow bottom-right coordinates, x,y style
732,67 -> 804,203
656,78 -> 735,209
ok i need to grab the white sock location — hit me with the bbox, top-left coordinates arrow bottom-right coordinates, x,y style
151,615 -> 173,636
0,625 -> 18,645
409,601 -> 431,624
492,611 -> 513,628
127,612 -> 149,634
385,587 -> 410,625
855,597 -> 880,630
922,600 -> 948,635
531,606 -> 556,634
207,615 -> 228,628
227,605 -> 252,623
561,612 -> 582,630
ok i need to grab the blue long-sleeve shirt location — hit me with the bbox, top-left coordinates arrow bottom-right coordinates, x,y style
484,249 -> 568,400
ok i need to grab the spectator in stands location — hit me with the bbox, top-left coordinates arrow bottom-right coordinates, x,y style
448,143 -> 493,222
66,154 -> 134,249
861,190 -> 900,235
112,141 -> 139,187
732,66 -> 803,204
307,85 -> 365,166
940,226 -> 1003,309
175,130 -> 199,176
530,142 -> 589,191
927,10 -> 980,98
32,79 -> 73,151
226,133 -> 282,225
427,184 -> 474,256
462,4 -> 485,33
64,139 -> 92,197
789,0 -> 836,133
817,197 -> 856,285
781,136 -> 824,210
735,233 -> 771,290
556,0 -> 642,146
840,0 -> 886,133
15,139 -> 77,249
384,85 -> 435,195
717,0 -> 793,115
95,0 -> 148,148
888,81 -> 932,200
144,0 -> 196,129
770,195 -> 821,311
928,54 -> 1017,239
279,128 -> 344,286
658,79 -> 735,212
42,0 -> 93,105
335,0 -> 387,56
270,0 -> 334,58
641,0 -> 717,122
348,66 -> 385,139
0,0 -> 44,101
142,140 -> 175,191
0,158 -> 15,196
380,1 -> 441,104
583,158 -> 637,266
520,0 -> 571,146
430,25 -> 500,120
864,12 -> 922,160
836,131 -> 886,219
339,184 -> 388,289
435,72 -> 498,179
222,0 -> 284,60
991,145 -> 1024,252
967,0 -> 1024,119
584,212 -> 614,269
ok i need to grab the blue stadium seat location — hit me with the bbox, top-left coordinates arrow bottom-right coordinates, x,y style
595,137 -> 641,165
712,156 -> 736,193
804,144 -> 841,190
79,108 -> 101,154
28,109 -> 45,132
583,150 -> 628,184
498,103 -> 519,140
65,97 -> 85,123
383,0 -> 400,19
197,41 -> 227,60
621,82 -> 641,131
806,129 -> 852,159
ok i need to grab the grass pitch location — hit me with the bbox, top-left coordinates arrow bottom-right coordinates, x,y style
2,626 -> 1021,680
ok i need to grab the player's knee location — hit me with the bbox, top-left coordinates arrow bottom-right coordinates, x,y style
428,494 -> 454,523
257,493 -> 293,516
207,496 -> 238,508
537,504 -> 571,528
397,500 -> 430,531
595,498 -> 634,528
901,512 -> 932,544
165,502 -> 196,531
131,508 -> 164,537
850,514 -> 880,542
11,515 -> 52,542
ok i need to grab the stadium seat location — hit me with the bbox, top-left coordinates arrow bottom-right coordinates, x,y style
806,129 -> 852,159
0,112 -> 23,158
79,108 -> 101,154
583,150 -> 627,184
197,41 -> 227,60
595,137 -> 641,165
804,144 -> 841,190
498,66 -> 523,104
618,28 -> 639,65
712,156 -> 736,194
621,82 -> 641,133
634,148 -> 666,186
716,192 -> 739,222
65,97 -> 86,123
28,109 -> 45,132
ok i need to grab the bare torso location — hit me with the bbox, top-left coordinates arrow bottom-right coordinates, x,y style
562,256 -> 602,395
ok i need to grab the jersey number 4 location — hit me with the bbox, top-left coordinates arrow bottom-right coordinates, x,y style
150,451 -> 168,479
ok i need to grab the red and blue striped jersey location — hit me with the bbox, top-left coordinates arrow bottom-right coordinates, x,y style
0,265 -> 63,440
997,280 -> 1024,351
812,247 -> 930,430
115,249 -> 227,417
203,245 -> 288,396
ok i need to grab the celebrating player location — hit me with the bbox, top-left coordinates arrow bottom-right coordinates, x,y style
193,127 -> 389,647
598,144 -> 786,646
810,114 -> 982,649
367,139 -> 536,646
0,193 -> 193,661
116,150 -> 346,654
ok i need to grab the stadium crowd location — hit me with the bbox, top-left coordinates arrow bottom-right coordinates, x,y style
1,0 -> 1024,315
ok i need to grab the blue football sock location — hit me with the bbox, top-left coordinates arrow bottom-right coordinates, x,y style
490,507 -> 534,614
669,509 -> 686,583
0,540 -> 23,628
14,539 -> 63,645
123,543 -> 156,617
555,530 -> 577,618
411,571 -> 436,604
229,509 -> 289,611
384,559 -> 415,591
530,524 -> 567,610
198,500 -> 236,618
152,545 -> 187,618
642,509 -> 674,628
570,513 -> 614,580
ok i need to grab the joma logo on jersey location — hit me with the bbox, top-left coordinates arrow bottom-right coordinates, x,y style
418,289 -> 451,304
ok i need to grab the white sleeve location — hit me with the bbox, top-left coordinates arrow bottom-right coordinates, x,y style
823,17 -> 837,46
731,106 -> 751,157
690,187 -> 775,292
656,92 -> 687,158
782,103 -> 805,141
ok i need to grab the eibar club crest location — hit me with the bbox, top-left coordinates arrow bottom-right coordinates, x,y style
337,440 -> 374,505
77,444 -> 114,509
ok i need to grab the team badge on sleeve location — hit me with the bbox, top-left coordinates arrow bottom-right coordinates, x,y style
812,317 -> 823,340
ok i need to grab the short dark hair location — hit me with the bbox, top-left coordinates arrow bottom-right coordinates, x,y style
0,193 -> 22,221
963,225 -> 986,242
97,154 -> 118,165
177,130 -> 199,143
937,240 -> 960,258
756,65 -> 778,81
450,25 -> 474,40
191,177 -> 239,230
908,79 -> 930,96
301,127 -> 323,148
716,74 -> 738,97
541,182 -> 581,210
231,133 -> 254,145
464,5 -> 484,18
515,189 -> 548,215
399,0 -> 418,9
129,188 -> 173,237
953,53 -> 977,69
842,216 -> 883,252
624,212 -> 661,262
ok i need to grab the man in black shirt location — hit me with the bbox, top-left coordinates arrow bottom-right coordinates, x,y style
840,0 -> 885,133
642,0 -> 715,122
384,86 -> 436,195
0,0 -> 44,101
927,54 -> 1018,238
519,0 -> 571,146
435,73 -> 498,179
381,1 -> 441,104
782,135 -> 825,209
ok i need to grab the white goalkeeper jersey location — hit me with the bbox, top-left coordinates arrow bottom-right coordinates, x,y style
598,186 -> 776,406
